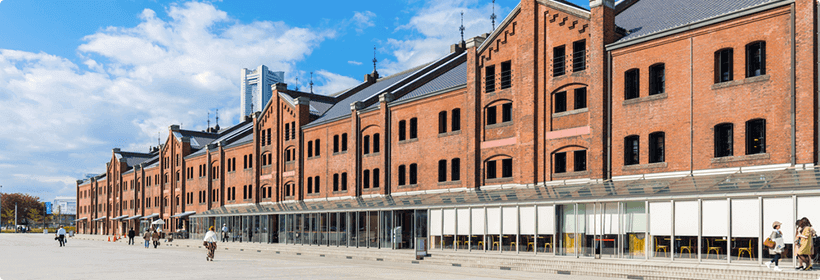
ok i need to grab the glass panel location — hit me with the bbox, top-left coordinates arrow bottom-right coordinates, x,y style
621,202 -> 646,259
381,211 -> 392,249
293,214 -> 302,244
731,199 -> 758,262
394,210 -> 413,249
358,212 -> 368,248
348,212 -> 357,247
340,212 -> 349,247
414,209 -> 427,250
369,211 -> 379,248
319,213 -> 327,246
579,204 -> 592,257
304,214 -> 312,245
557,204 -> 576,255
674,201 -> 697,259
443,209 -> 455,249
649,202 -> 671,259
502,206 -> 517,252
596,203 -> 619,258
430,209 -> 442,249
233,216 -> 242,242
701,200 -> 727,261
764,198 -> 794,266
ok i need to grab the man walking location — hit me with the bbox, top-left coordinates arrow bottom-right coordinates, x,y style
55,226 -> 66,247
142,229 -> 151,248
127,228 -> 136,245
221,224 -> 229,242
151,229 -> 160,249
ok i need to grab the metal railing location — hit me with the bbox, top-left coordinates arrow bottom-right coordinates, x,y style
572,49 -> 586,72
485,73 -> 496,93
499,69 -> 513,89
553,56 -> 566,77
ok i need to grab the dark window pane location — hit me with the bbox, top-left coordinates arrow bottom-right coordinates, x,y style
500,61 -> 512,89
487,160 -> 497,179
439,111 -> 447,134
363,135 -> 370,154
485,65 -> 496,93
553,45 -> 566,76
746,119 -> 766,155
438,160 -> 447,182
363,170 -> 370,189
501,158 -> 513,178
715,48 -> 733,83
714,123 -> 734,157
649,64 -> 665,95
398,120 -> 406,141
625,69 -> 640,99
373,169 -> 380,189
341,133 -> 348,151
398,165 -> 406,185
333,174 -> 339,191
451,158 -> 460,181
572,40 -> 586,72
409,164 -> 418,185
574,88 -> 587,109
502,103 -> 512,122
410,118 -> 418,139
486,106 -> 497,125
554,152 -> 567,173
333,135 -> 339,152
625,135 -> 640,165
649,132 -> 665,163
451,109 -> 461,131
574,150 -> 587,172
554,91 -> 567,113
341,173 -> 348,191
315,140 -> 320,156
747,42 -> 766,77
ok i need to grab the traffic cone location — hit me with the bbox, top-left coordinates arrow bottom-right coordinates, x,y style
108,236 -> 111,242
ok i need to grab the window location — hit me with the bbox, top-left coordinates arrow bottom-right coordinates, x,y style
486,106 -> 497,125
363,170 -> 370,188
290,122 -> 295,139
285,123 -> 290,141
409,163 -> 418,185
266,128 -> 271,145
554,152 -> 567,173
451,158 -> 460,181
261,129 -> 266,147
398,120 -> 407,141
315,140 -> 320,156
372,134 -> 379,153
554,91 -> 567,113
307,178 -> 313,194
451,109 -> 461,131
485,65 -> 496,93
649,132 -> 665,163
486,160 -> 497,179
243,185 -> 248,199
715,48 -> 734,83
574,150 -> 587,172
262,153 -> 267,166
341,173 -> 348,191
409,118 -> 418,139
373,169 -> 380,189
573,87 -> 587,110
285,183 -> 291,197
313,176 -> 320,193
438,160 -> 447,182
307,141 -> 313,157
746,119 -> 766,155
715,123 -> 734,157
398,165 -> 406,186
572,40 -> 586,72
553,45 -> 566,76
333,174 -> 339,192
341,133 -> 348,151
248,154 -> 252,168
647,63 -> 665,96
502,103 -> 512,122
746,42 -> 766,77
363,135 -> 370,154
501,159 -> 513,178
625,135 -> 640,165
625,69 -> 640,100
439,111 -> 447,134
261,186 -> 267,199
500,61 -> 512,89
333,135 -> 339,153
267,153 -> 271,166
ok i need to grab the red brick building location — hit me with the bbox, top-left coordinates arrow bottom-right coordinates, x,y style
76,0 -> 820,265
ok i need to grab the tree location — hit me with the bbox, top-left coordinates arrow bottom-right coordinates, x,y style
27,208 -> 43,226
0,193 -> 42,225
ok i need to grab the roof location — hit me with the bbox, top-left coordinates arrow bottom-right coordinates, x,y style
172,130 -> 219,149
393,60 -> 467,104
614,0 -> 783,44
553,0 -> 588,11
185,121 -> 254,158
114,151 -> 154,168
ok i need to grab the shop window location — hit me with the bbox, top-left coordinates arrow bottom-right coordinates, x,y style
372,134 -> 379,153
554,91 -> 567,113
500,61 -> 512,89
398,120 -> 407,141
625,68 -> 640,100
649,132 -> 665,163
574,88 -> 587,109
438,160 -> 447,182
451,158 -> 460,181
625,135 -> 640,165
373,169 -> 380,189
398,165 -> 406,186
486,106 -> 497,125
409,163 -> 418,185
746,119 -> 766,155
553,45 -> 566,76
485,65 -> 496,93
715,48 -> 734,83
363,135 -> 370,154
574,150 -> 586,172
341,133 -> 348,151
714,123 -> 734,157
746,41 -> 766,77
451,109 -> 461,131
572,40 -> 586,72
649,63 -> 665,95
409,118 -> 418,139
554,152 -> 567,173
502,103 -> 512,122
439,111 -> 447,134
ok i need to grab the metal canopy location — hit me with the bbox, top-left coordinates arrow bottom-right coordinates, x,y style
124,215 -> 142,221
111,215 -> 129,220
141,213 -> 159,220
170,211 -> 196,218
191,167 -> 820,217
73,217 -> 88,222
92,216 -> 107,221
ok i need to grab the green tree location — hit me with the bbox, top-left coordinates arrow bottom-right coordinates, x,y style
0,193 -> 42,225
27,208 -> 43,225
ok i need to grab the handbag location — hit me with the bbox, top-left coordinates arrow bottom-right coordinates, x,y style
764,238 -> 775,248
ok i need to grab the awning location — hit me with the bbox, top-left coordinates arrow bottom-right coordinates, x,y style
124,215 -> 142,221
170,211 -> 196,218
73,217 -> 88,222
92,216 -> 107,221
111,215 -> 129,221
141,213 -> 159,220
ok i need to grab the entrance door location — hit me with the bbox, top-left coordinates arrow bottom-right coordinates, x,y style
393,210 -> 414,249
414,209 -> 427,251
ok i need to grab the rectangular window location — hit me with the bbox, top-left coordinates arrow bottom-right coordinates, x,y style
333,135 -> 339,152
746,119 -> 766,155
553,45 -> 566,76
625,135 -> 640,165
248,155 -> 252,168
409,118 -> 418,139
501,103 -> 512,122
341,173 -> 348,191
438,160 -> 447,182
398,165 -> 406,186
649,64 -> 665,95
500,61 -> 512,89
554,91 -> 567,113
438,111 -> 447,134
649,132 -> 665,163
363,135 -> 370,154
625,69 -> 640,100
746,42 -> 766,77
574,150 -> 587,172
307,141 -> 313,157
715,48 -> 733,83
451,109 -> 461,131
363,170 -> 370,189
501,158 -> 512,178
313,177 -> 320,193
409,164 -> 418,185
715,123 -> 734,157
486,106 -> 497,125
266,128 -> 271,146
572,40 -> 586,72
290,121 -> 295,140
487,160 -> 497,179
451,158 -> 460,181
315,140 -> 320,156
398,120 -> 407,141
373,169 -> 380,189
485,65 -> 496,93
341,133 -> 348,151
574,88 -> 587,110
284,123 -> 289,141
554,152 -> 567,173
372,134 -> 379,153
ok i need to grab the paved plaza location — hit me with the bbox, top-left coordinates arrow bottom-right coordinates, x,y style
0,234 -> 618,280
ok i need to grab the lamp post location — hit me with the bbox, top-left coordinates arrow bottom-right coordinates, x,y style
0,185 -> 3,233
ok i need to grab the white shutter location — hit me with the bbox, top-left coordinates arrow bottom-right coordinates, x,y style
443,209 -> 455,235
702,200 -> 728,237
471,208 -> 485,234
537,205 -> 555,235
674,201 -> 698,236
487,207 -> 501,234
731,199 -> 759,238
764,198 -> 794,243
623,202 -> 646,233
457,208 -> 470,235
430,209 -> 442,236
520,206 -> 535,235
502,206 -> 518,235
649,202 -> 671,236
602,202 -> 619,235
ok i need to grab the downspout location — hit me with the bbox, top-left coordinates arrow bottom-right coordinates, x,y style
690,37 -> 695,173
816,0 -> 820,165
606,51 -> 612,179
791,3 -> 797,166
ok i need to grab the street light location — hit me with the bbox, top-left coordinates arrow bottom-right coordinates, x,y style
0,185 -> 3,233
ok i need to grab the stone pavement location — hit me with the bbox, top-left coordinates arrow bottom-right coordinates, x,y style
0,234 -> 617,280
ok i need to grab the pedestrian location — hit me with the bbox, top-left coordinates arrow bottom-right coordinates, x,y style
764,221 -> 784,271
221,224 -> 229,242
151,229 -> 160,249
796,218 -> 815,270
127,228 -> 136,245
204,226 -> 218,261
142,229 -> 151,248
55,226 -> 66,247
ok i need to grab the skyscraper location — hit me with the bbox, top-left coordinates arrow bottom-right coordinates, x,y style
240,65 -> 285,117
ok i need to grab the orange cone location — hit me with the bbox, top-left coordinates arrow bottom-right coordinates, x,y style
108,236 -> 111,242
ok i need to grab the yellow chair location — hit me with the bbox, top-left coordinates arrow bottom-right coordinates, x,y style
544,241 -> 553,252
527,241 -> 535,251
477,240 -> 484,250
706,238 -> 722,259
564,233 -> 576,254
736,239 -> 754,261
679,239 -> 694,258
654,236 -> 669,257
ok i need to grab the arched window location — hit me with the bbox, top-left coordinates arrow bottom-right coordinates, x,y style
714,123 -> 734,157
649,132 -> 665,163
649,63 -> 665,95
451,109 -> 461,131
409,118 -> 418,139
715,48 -> 734,83
624,135 -> 640,165
333,174 -> 339,192
398,165 -> 406,186
624,68 -> 640,99
363,170 -> 371,189
373,134 -> 380,153
439,111 -> 448,134
409,164 -> 418,185
307,141 -> 313,157
315,139 -> 321,156
313,176 -> 320,194
746,119 -> 766,155
333,135 -> 340,152
398,120 -> 407,141
746,42 -> 766,77
363,135 -> 370,154
451,158 -> 460,181
373,169 -> 380,189
341,173 -> 348,191
341,133 -> 348,151
438,160 -> 447,182
307,177 -> 313,194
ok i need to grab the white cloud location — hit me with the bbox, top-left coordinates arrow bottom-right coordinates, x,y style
348,60 -> 363,66
351,11 -> 377,34
313,70 -> 362,96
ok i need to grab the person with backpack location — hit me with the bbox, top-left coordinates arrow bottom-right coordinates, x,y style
764,221 -> 784,271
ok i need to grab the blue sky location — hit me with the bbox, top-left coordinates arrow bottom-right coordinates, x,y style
0,0 -> 589,202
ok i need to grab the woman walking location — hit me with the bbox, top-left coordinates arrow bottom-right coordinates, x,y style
204,226 -> 218,261
765,221 -> 784,271
151,229 -> 161,249
796,218 -> 814,270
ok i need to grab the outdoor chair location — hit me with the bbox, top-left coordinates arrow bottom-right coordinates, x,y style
679,239 -> 694,258
654,236 -> 669,257
706,238 -> 722,259
736,239 -> 754,261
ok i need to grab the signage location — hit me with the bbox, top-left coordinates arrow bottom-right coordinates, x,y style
45,202 -> 52,215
